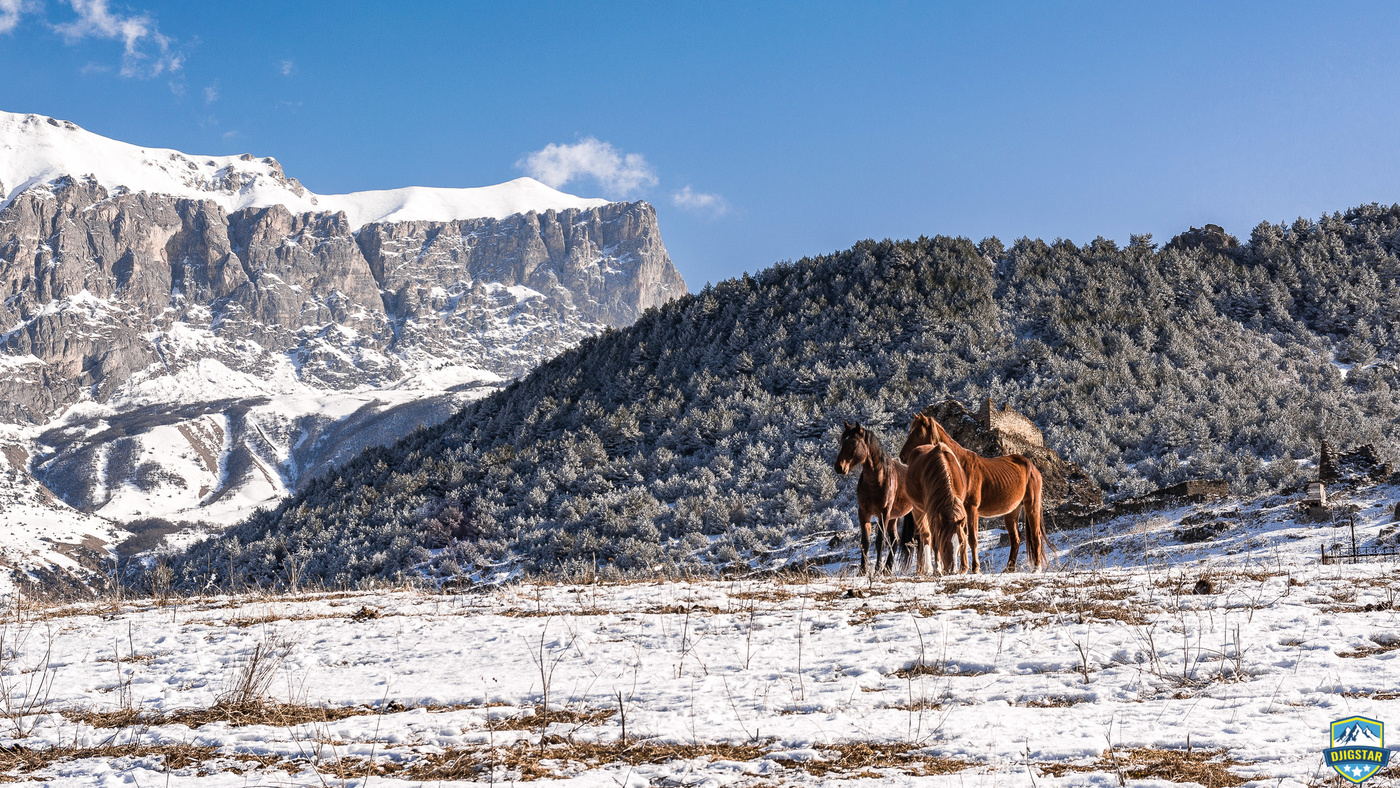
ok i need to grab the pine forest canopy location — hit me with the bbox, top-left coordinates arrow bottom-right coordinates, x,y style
161,204 -> 1400,590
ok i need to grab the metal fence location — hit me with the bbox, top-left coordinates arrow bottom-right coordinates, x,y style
1320,514 -> 1400,564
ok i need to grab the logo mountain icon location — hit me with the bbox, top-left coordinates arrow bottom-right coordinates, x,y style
1337,724 -> 1382,746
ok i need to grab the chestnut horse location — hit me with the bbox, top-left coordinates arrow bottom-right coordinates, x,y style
902,440 -> 969,574
833,422 -> 915,574
899,413 -> 1046,572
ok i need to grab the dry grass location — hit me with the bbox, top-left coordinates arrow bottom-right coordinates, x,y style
215,611 -> 339,628
390,740 -> 970,781
882,697 -> 943,711
1018,694 -> 1091,708
485,707 -> 614,731
94,652 -> 153,664
891,659 -> 988,678
955,598 -> 1150,626
642,604 -> 724,615
1038,748 -> 1257,786
728,589 -> 793,603
0,742 -> 219,780
62,699 -> 483,730
808,587 -> 885,603
321,741 -> 773,782
939,578 -> 997,594
786,742 -> 972,777
1337,634 -> 1400,659
497,607 -> 609,618
0,737 -> 960,784
843,581 -> 1151,628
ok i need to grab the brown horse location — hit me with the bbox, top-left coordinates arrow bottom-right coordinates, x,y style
902,440 -> 968,574
899,413 -> 1046,572
833,422 -> 915,574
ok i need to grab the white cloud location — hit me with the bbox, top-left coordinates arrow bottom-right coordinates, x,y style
279,59 -> 294,76
672,185 -> 729,216
203,83 -> 218,104
0,0 -> 37,34
54,0 -> 180,78
519,137 -> 657,196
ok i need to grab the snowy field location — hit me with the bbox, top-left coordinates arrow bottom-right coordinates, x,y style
0,485 -> 1398,786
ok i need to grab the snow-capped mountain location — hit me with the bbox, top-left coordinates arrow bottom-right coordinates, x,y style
0,111 -> 684,590
0,112 -> 608,228
1336,723 -> 1383,746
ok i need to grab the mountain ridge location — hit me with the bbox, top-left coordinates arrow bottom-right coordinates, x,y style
0,112 -> 684,590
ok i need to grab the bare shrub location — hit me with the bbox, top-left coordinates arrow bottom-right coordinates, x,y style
0,623 -> 57,737
218,631 -> 295,709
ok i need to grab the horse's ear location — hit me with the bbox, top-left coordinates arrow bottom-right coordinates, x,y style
843,420 -> 851,429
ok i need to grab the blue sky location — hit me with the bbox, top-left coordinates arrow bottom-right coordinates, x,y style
4,2 -> 1400,289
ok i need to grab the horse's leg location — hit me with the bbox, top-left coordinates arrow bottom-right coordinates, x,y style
1003,508 -> 1022,572
965,504 -> 980,574
907,515 -> 918,576
884,517 -> 896,573
915,512 -> 932,576
1027,478 -> 1046,570
873,512 -> 887,576
879,512 -> 890,573
858,505 -> 873,575
918,520 -> 929,576
936,519 -> 953,574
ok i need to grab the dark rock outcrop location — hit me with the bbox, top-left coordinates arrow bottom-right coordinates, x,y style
1166,223 -> 1239,253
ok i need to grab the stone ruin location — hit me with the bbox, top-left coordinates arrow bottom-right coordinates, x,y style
976,397 -> 1044,450
1301,439 -> 1396,524
1319,440 -> 1340,483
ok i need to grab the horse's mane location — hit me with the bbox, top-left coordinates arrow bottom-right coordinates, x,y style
927,444 -> 964,519
926,415 -> 967,456
863,430 -> 890,470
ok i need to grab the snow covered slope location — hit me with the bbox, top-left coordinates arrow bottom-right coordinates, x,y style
0,427 -> 119,596
0,111 -> 607,229
5,517 -> 1400,786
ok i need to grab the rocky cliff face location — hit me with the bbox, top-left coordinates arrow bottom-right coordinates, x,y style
0,180 -> 681,424
0,115 -> 684,559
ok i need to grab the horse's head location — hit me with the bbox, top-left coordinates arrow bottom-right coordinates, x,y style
834,421 -> 869,475
899,413 -> 939,464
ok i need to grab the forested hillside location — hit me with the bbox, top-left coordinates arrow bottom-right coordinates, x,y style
161,206 -> 1400,589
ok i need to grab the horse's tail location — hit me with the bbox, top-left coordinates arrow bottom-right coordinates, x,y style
898,513 -> 917,546
1024,461 -> 1046,569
